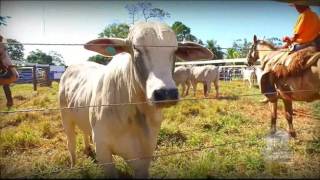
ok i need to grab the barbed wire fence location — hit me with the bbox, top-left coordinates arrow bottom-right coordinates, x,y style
12,126 -> 318,179
1,89 -> 320,114
2,42 -> 291,52
1,86 -> 319,178
1,42 -> 319,178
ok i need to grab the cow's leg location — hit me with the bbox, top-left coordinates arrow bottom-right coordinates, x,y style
126,145 -> 152,178
192,82 -> 197,96
62,120 -> 77,167
214,79 -> 219,98
95,141 -> 117,178
181,83 -> 186,97
268,100 -> 278,134
185,81 -> 190,96
83,133 -> 95,158
203,83 -> 208,97
128,157 -> 150,178
205,82 -> 211,97
283,99 -> 296,137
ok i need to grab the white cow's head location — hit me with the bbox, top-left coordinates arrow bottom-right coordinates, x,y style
84,22 -> 213,106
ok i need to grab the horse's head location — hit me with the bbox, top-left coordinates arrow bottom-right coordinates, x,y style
247,35 -> 260,66
247,35 -> 279,66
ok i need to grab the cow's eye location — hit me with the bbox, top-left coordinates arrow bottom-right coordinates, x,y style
133,46 -> 141,53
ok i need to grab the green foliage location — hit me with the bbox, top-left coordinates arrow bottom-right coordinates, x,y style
6,39 -> 25,61
88,55 -> 112,65
26,49 -> 65,65
98,23 -> 129,38
206,40 -> 224,59
226,48 -> 241,59
172,21 -> 197,42
232,38 -> 252,58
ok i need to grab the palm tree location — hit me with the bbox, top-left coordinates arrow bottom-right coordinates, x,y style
206,40 -> 224,59
226,48 -> 240,59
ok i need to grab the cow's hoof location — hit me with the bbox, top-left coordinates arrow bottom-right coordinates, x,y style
289,131 -> 297,138
84,147 -> 96,159
6,102 -> 13,107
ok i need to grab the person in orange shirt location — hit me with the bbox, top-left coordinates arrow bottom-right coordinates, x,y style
259,3 -> 320,104
282,4 -> 320,51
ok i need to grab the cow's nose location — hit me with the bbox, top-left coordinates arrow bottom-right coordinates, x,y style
152,88 -> 179,102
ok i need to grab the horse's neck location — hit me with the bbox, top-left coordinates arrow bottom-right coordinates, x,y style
258,44 -> 281,63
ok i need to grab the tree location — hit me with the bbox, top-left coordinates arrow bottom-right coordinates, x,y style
266,37 -> 283,47
48,51 -> 65,66
226,48 -> 240,59
125,1 -> 170,23
231,38 -> 252,58
125,3 -> 139,24
98,23 -> 130,38
171,21 -> 197,42
0,16 -> 11,26
6,39 -> 24,61
27,50 -> 53,64
26,49 -> 65,65
206,40 -> 224,60
148,8 -> 170,21
88,55 -> 112,65
137,1 -> 170,22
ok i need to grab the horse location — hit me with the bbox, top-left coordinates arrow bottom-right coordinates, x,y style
0,36 -> 19,107
247,35 -> 320,137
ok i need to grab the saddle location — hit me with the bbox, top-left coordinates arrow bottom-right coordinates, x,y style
259,46 -> 319,101
270,47 -> 319,78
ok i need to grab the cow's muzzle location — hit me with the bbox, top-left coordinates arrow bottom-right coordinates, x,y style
151,88 -> 179,105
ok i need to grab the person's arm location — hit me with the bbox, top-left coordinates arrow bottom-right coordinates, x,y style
281,13 -> 305,48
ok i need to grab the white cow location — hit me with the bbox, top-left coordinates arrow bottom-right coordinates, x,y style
173,65 -> 191,96
190,65 -> 219,97
242,67 -> 257,88
59,22 -> 213,178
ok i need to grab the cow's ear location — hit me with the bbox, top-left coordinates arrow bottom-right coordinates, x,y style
176,42 -> 214,61
84,38 -> 130,57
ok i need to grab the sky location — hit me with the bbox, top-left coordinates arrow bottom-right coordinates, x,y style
1,0 -> 319,65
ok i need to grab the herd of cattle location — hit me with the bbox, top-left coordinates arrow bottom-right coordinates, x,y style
58,22 -> 262,178
173,65 -> 262,97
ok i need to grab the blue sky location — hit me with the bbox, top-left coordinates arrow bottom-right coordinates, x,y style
1,0 -> 319,65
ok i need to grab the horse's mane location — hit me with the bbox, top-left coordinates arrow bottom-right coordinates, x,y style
257,40 -> 279,50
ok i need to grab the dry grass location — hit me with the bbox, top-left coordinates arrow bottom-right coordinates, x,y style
0,81 -> 319,178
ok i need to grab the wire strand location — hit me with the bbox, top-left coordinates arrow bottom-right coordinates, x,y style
2,42 -> 290,52
0,89 -> 318,114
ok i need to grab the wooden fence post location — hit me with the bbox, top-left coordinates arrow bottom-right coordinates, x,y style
32,65 -> 37,91
46,67 -> 52,87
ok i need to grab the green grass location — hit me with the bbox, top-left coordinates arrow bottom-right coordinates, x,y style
0,81 -> 319,178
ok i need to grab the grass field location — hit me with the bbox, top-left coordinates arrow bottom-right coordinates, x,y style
0,81 -> 319,178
